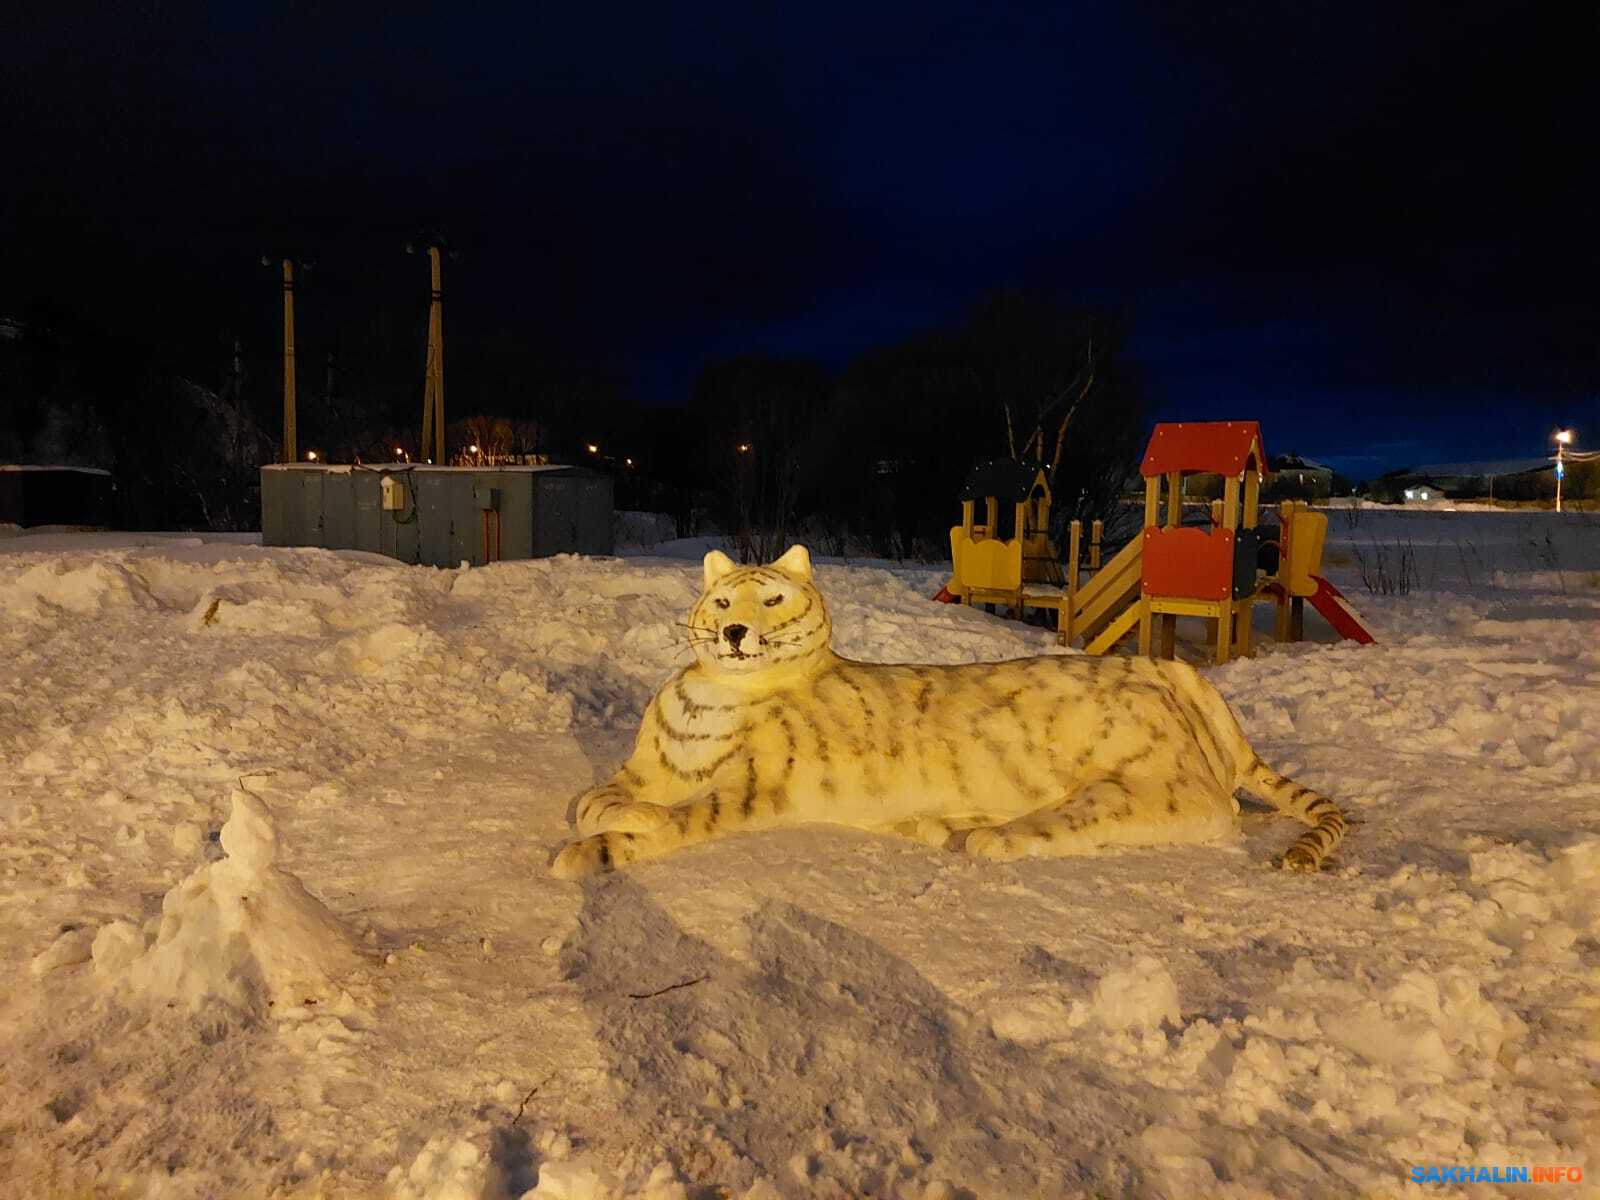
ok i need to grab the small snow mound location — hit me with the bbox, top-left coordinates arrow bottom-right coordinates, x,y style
187,587 -> 326,637
522,1158 -> 619,1200
988,990 -> 1084,1044
1091,956 -> 1181,1031
523,1158 -> 685,1200
30,927 -> 94,976
388,1135 -> 496,1200
5,557 -> 157,619
90,920 -> 144,980
117,787 -> 365,1016
323,621 -> 443,673
1549,837 -> 1600,929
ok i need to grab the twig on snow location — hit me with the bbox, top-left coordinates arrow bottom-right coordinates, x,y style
626,974 -> 709,1000
513,1073 -> 554,1125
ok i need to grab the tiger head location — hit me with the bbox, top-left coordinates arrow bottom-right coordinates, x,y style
689,545 -> 832,676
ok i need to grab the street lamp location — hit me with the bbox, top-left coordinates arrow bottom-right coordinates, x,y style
586,443 -> 600,455
306,450 -> 318,462
1555,429 -> 1575,513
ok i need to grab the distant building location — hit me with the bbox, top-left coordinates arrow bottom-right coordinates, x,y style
1400,479 -> 1445,503
1267,453 -> 1335,499
0,466 -> 113,527
1390,458 -> 1555,500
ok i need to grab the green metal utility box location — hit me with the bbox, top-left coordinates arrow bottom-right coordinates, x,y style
260,464 -> 613,567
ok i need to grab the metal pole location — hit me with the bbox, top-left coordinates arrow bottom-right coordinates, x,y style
1556,441 -> 1564,513
281,259 -> 297,463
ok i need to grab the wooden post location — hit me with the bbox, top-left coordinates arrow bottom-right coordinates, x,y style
1243,461 -> 1261,529
984,496 -> 999,535
1159,612 -> 1177,659
1140,479 -> 1160,659
961,499 -> 975,537
1210,499 -> 1223,527
1165,471 -> 1182,528
1269,500 -> 1291,641
420,245 -> 446,465
1089,519 -> 1103,569
1214,606 -> 1231,665
1063,520 -> 1082,645
1012,500 -> 1027,614
1221,476 -> 1240,533
281,259 -> 297,463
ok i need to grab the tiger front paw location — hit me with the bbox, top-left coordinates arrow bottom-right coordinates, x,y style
964,827 -> 1020,861
551,834 -> 618,880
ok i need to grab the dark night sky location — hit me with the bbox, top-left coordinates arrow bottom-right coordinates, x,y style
4,1 -> 1595,475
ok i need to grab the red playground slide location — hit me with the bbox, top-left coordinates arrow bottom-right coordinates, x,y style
1307,575 -> 1376,645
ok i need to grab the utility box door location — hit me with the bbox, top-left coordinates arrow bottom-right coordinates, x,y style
533,472 -> 614,556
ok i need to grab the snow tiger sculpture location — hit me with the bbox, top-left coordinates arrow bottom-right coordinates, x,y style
551,545 -> 1346,879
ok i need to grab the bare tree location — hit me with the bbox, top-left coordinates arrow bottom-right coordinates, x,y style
454,414 -> 515,464
1003,338 -> 1097,490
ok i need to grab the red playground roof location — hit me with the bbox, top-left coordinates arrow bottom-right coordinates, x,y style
1140,420 -> 1267,478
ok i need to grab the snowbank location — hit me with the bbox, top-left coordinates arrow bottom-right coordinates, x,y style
0,520 -> 1595,1198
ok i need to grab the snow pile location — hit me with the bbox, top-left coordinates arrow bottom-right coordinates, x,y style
987,955 -> 1180,1044
102,786 -> 366,1017
29,926 -> 95,977
1469,835 -> 1600,961
2,523 -> 1598,1197
1129,839 -> 1600,1195
1,556 -> 159,620
1090,955 -> 1181,1031
522,1159 -> 655,1200
387,1136 -> 503,1200
386,1133 -> 691,1200
186,583 -> 327,637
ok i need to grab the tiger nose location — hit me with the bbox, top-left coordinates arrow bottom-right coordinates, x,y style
723,623 -> 748,648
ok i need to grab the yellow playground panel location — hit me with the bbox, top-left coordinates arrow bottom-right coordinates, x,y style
1282,504 -> 1327,595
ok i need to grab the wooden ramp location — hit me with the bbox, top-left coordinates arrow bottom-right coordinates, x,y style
1063,535 -> 1143,654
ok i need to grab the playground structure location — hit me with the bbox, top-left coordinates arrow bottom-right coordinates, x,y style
1136,420 -> 1268,663
942,421 -> 1375,661
944,459 -> 1066,619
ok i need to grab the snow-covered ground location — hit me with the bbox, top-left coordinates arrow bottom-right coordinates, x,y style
1,510 -> 1597,1199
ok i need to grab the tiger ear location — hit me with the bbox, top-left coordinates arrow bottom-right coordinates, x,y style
770,544 -> 813,582
702,549 -> 737,589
